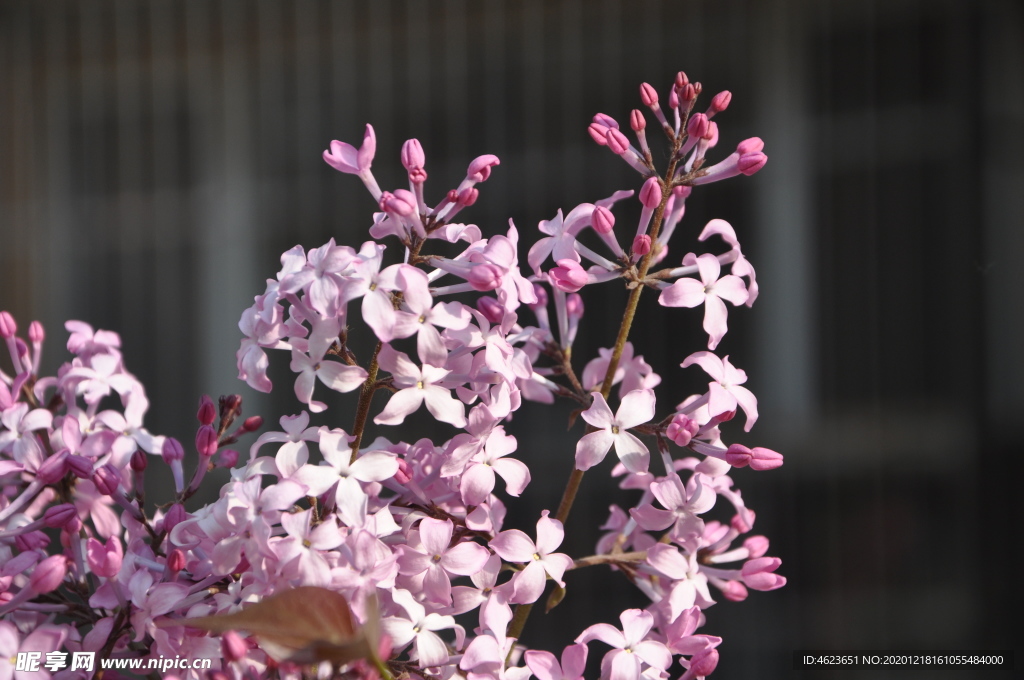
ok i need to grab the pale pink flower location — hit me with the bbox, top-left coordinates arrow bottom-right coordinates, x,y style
381,588 -> 462,668
659,253 -> 747,350
489,510 -> 572,605
681,351 -> 758,431
373,345 -> 466,428
574,390 -> 656,474
399,518 -> 490,605
525,643 -> 588,680
575,609 -> 671,680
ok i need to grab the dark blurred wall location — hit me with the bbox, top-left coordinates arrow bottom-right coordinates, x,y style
1,1 -> 1022,678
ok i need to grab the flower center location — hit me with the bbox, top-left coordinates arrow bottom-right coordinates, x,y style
611,425 -> 620,434
416,381 -> 424,389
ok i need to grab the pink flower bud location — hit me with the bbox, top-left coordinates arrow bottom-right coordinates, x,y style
457,187 -> 479,206
673,185 -> 693,200
709,90 -> 732,115
731,509 -> 756,533
467,264 -> 503,292
216,448 -> 239,469
163,503 -> 188,534
197,395 -> 216,425
130,449 -> 147,472
66,454 -> 94,480
605,128 -> 631,155
390,458 -> 413,486
666,414 -> 699,446
44,503 -> 78,529
630,109 -> 646,132
65,515 -> 82,534
689,648 -> 720,676
222,631 -> 249,663
476,297 -> 504,324
383,190 -> 416,216
447,189 -> 460,203
741,556 -> 786,591
242,415 -> 263,432
195,425 -> 219,457
0,311 -> 16,338
632,235 -> 652,256
592,113 -> 618,129
92,464 -> 121,496
639,177 -> 662,208
30,555 -> 67,594
736,137 -> 764,154
743,535 -> 770,558
703,120 -> 718,142
718,579 -> 749,602
592,206 -> 615,235
16,531 -> 49,552
401,139 -> 425,171
725,444 -> 752,468
28,321 -> 44,343
566,293 -> 584,319
167,548 -> 186,574
588,123 -> 610,145
87,536 -> 123,578
466,155 -> 500,183
680,82 -> 697,102
640,82 -> 659,106
162,437 -> 185,463
36,451 -> 70,485
738,152 -> 767,176
748,446 -> 783,470
686,112 -> 709,140
674,71 -> 689,89
529,283 -> 549,309
549,259 -> 588,293
668,88 -> 680,110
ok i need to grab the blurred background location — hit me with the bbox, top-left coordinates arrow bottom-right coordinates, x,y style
1,1 -> 1022,678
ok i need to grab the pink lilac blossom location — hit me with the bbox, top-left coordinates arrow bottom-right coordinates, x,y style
0,70 -> 785,680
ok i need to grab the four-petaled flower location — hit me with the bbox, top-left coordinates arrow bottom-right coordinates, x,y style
575,390 -> 656,474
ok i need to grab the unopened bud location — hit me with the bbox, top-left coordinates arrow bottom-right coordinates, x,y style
130,449 -> 148,472
731,509 -> 756,533
16,530 -> 50,552
709,90 -> 732,115
28,321 -> 44,344
630,109 -> 646,132
66,454 -> 94,480
743,535 -> 770,558
666,414 -> 699,447
606,128 -> 631,155
466,155 -> 500,183
719,579 -> 749,602
401,139 -> 425,171
195,425 -> 219,458
222,630 -> 249,663
163,503 -> 188,534
738,152 -> 767,176
681,83 -> 697,102
689,648 -> 720,676
162,437 -> 185,463
242,415 -> 263,432
44,503 -> 78,529
167,548 -> 186,574
30,555 -> 68,594
457,187 -> 479,206
476,297 -> 504,324
467,264 -> 503,292
394,458 -> 413,485
92,464 -> 121,496
215,448 -> 239,469
197,395 -> 216,425
588,123 -> 610,145
639,82 -> 659,107
549,260 -> 588,293
748,446 -> 783,471
736,137 -> 764,154
36,450 -> 70,485
686,112 -> 709,140
529,283 -> 549,309
639,177 -> 662,209
674,71 -> 689,89
632,235 -> 652,256
565,294 -> 584,319
592,206 -> 615,235
0,311 -> 16,339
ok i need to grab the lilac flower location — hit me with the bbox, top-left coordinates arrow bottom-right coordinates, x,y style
574,390 -> 656,474
399,518 -> 490,605
373,345 -> 467,428
659,253 -> 748,350
489,510 -> 573,605
681,351 -> 758,431
381,588 -> 463,667
525,643 -> 588,680
575,609 -> 671,680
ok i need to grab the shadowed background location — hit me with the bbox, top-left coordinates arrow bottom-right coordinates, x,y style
1,1 -> 1022,678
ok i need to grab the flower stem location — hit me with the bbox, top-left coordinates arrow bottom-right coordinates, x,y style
350,341 -> 383,464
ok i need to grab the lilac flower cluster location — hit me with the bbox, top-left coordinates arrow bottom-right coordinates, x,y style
0,71 -> 784,680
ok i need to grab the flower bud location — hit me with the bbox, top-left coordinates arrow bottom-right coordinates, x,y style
549,260 -> 588,293
674,71 -> 689,89
632,235 -> 652,256
689,648 -> 720,677
639,82 -> 659,106
0,311 -> 16,339
163,503 -> 188,534
167,548 -> 186,574
66,454 -> 94,480
639,177 -> 662,209
197,395 -> 217,425
467,264 -> 503,292
130,449 -> 147,472
382,190 -> 416,216
731,509 -> 756,533
748,446 -> 783,471
92,464 -> 121,496
36,450 -> 70,485
709,90 -> 732,115
87,536 -> 123,578
738,152 -> 767,176
606,128 -> 631,155
44,503 -> 78,529
630,109 -> 646,132
566,293 -> 584,319
686,112 -> 709,140
222,631 -> 249,663
736,137 -> 764,154
394,458 -> 413,485
195,425 -> 219,458
666,414 -> 699,447
588,123 -> 610,145
16,530 -> 50,552
529,283 -> 549,309
241,415 -> 263,433
741,556 -> 786,591
28,321 -> 44,344
215,448 -> 239,469
30,555 -> 68,594
457,187 -> 479,206
718,580 -> 749,602
401,139 -> 425,171
592,113 -> 618,129
743,535 -> 770,558
592,206 -> 615,235
466,155 -> 500,183
162,437 -> 185,463
476,297 -> 504,325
